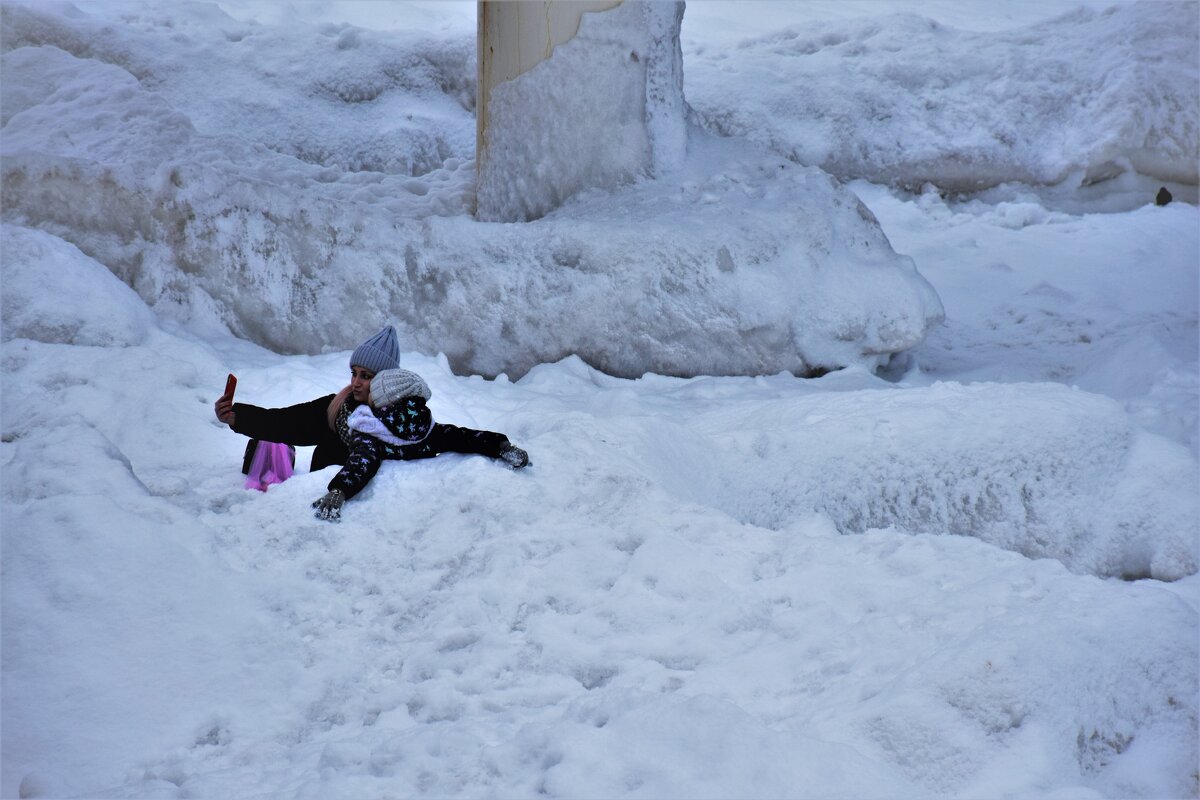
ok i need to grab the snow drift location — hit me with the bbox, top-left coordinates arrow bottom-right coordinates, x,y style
617,371 -> 1199,581
685,2 -> 1200,191
1,244 -> 1196,797
2,223 -> 1191,581
0,0 -> 943,379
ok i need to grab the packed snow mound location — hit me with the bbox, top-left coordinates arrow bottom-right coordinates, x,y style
419,134 -> 943,378
0,0 -> 476,176
0,224 -> 153,347
603,371 -> 1197,581
0,41 -> 943,378
685,2 -> 1200,190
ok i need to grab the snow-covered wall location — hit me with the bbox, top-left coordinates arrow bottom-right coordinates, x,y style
0,0 -> 942,378
685,2 -> 1200,191
477,1 -> 688,222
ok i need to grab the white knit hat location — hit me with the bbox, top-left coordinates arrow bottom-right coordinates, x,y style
369,369 -> 431,408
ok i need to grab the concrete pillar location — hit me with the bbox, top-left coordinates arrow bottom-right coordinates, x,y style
477,1 -> 621,178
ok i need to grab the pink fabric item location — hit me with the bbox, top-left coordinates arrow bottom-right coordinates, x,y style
245,441 -> 294,492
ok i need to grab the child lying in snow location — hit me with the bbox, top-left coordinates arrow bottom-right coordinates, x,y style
312,368 -> 528,521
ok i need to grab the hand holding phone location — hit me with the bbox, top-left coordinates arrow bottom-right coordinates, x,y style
215,373 -> 237,425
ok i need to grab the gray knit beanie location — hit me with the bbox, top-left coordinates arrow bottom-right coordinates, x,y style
350,326 -> 400,374
370,369 -> 431,408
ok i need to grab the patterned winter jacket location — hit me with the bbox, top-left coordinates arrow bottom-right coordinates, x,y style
327,396 -> 434,499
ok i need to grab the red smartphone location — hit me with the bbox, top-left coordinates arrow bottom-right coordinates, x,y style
224,373 -> 237,402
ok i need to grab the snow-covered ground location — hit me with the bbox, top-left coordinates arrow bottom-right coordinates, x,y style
2,1 -> 1198,799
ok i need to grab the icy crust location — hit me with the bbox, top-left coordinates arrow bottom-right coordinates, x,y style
685,2 -> 1200,191
0,45 -> 943,378
476,1 -> 688,222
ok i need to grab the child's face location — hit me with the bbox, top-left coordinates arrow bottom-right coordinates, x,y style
350,365 -> 376,403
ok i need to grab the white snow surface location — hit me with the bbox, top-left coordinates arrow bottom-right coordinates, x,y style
2,2 -> 1199,799
684,1 -> 1200,191
0,0 -> 942,378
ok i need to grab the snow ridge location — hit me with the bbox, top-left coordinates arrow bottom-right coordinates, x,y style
685,2 -> 1200,190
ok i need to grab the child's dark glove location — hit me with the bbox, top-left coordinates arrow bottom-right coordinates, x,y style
312,489 -> 344,522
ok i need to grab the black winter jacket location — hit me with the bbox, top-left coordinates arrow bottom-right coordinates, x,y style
231,394 -> 358,472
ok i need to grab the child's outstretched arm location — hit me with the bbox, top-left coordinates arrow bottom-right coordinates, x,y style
312,434 -> 385,521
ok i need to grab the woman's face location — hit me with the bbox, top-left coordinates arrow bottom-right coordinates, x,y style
350,365 -> 376,403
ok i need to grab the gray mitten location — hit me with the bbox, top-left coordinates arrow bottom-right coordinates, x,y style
312,489 -> 345,522
500,444 -> 529,469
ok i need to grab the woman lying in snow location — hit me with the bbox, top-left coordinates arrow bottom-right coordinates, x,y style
310,367 -> 528,521
213,325 -> 528,521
